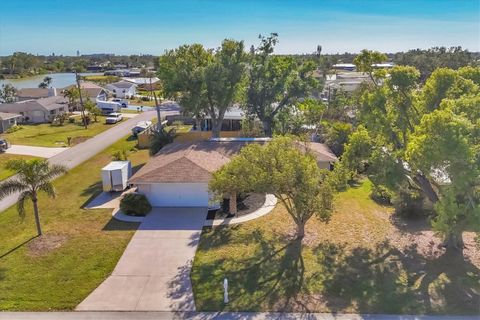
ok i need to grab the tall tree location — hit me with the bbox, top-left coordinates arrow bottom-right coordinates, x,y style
342,66 -> 480,252
0,160 -> 67,236
158,39 -> 246,138
244,33 -> 318,136
353,49 -> 388,87
0,84 -> 18,103
210,136 -> 334,239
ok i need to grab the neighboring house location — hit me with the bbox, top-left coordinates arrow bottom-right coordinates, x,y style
106,81 -> 136,98
0,96 -> 69,123
129,138 -> 338,207
63,82 -> 108,101
17,87 -> 58,101
165,105 -> 245,131
0,112 -> 21,133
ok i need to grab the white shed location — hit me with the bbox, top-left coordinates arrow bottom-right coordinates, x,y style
101,161 -> 132,192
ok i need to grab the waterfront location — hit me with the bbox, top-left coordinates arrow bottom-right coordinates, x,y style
0,72 -> 103,89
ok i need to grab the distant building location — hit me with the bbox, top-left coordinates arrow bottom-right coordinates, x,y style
0,96 -> 69,123
332,63 -> 356,71
62,82 -> 108,101
106,81 -> 136,98
17,87 -> 57,101
0,112 -> 21,133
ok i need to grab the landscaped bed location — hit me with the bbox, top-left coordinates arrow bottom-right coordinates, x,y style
1,116 -> 119,147
0,135 -> 148,310
211,193 -> 267,219
192,180 -> 480,314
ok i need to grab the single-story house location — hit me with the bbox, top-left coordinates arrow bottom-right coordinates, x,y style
0,112 -> 21,133
165,105 -> 245,132
129,138 -> 338,207
0,96 -> 69,123
63,82 -> 108,102
17,87 -> 58,101
106,81 -> 136,98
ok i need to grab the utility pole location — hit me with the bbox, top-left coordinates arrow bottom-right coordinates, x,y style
149,73 -> 161,130
74,70 -> 88,129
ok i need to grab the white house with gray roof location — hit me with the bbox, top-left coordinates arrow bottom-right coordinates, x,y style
106,81 -> 136,98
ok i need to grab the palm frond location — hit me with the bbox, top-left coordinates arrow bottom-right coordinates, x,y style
17,191 -> 33,219
0,179 -> 28,200
38,182 -> 56,198
41,163 -> 68,182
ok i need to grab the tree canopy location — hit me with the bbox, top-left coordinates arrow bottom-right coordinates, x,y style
244,34 -> 318,136
210,136 -> 334,239
158,39 -> 246,138
342,65 -> 480,251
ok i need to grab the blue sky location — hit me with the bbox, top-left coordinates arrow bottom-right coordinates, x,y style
0,0 -> 478,55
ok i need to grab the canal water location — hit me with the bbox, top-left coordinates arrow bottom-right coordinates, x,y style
0,72 -> 103,89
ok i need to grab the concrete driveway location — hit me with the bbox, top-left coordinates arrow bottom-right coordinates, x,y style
4,145 -> 67,158
77,207 -> 206,311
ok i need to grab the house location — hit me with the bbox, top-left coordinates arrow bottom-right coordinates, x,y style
0,96 -> 69,123
63,82 -> 108,102
106,81 -> 136,98
17,87 -> 58,101
128,138 -> 338,207
165,105 -> 245,132
0,112 -> 21,133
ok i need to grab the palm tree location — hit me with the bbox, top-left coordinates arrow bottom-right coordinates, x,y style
0,160 -> 67,236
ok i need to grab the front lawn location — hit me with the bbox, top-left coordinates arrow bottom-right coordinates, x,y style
0,154 -> 40,181
0,136 -> 148,310
192,180 -> 480,314
1,117 -> 119,147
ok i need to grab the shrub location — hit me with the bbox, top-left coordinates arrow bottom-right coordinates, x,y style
141,96 -> 150,101
120,193 -> 152,216
370,184 -> 393,204
392,189 -> 429,218
6,125 -> 22,133
68,117 -> 75,123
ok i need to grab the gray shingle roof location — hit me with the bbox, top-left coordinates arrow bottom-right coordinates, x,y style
0,96 -> 68,113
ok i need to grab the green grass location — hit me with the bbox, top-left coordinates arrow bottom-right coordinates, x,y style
192,180 -> 480,314
0,154 -> 40,181
1,117 -> 120,147
0,136 -> 148,310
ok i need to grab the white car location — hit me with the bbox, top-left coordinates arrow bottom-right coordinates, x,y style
112,98 -> 128,107
105,113 -> 123,124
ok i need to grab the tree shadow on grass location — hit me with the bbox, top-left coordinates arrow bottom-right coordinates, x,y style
0,235 -> 38,260
316,241 -> 480,314
193,228 -> 307,312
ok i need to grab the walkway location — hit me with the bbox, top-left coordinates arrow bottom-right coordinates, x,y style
0,312 -> 476,320
206,194 -> 277,227
5,144 -> 67,158
76,207 -> 207,311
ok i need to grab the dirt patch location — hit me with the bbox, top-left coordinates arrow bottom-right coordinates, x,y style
71,136 -> 90,145
27,234 -> 68,257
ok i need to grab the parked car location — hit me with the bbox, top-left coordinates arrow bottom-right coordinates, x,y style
105,113 -> 123,124
132,120 -> 152,136
112,98 -> 128,107
0,139 -> 11,152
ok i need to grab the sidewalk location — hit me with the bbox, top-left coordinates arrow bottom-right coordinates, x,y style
0,311 -> 476,320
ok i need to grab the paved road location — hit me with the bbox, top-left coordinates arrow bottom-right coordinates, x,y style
77,207 -> 206,311
0,103 -> 181,213
5,145 -> 67,158
0,312 -> 476,320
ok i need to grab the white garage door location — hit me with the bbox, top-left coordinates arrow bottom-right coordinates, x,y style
139,183 -> 209,207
